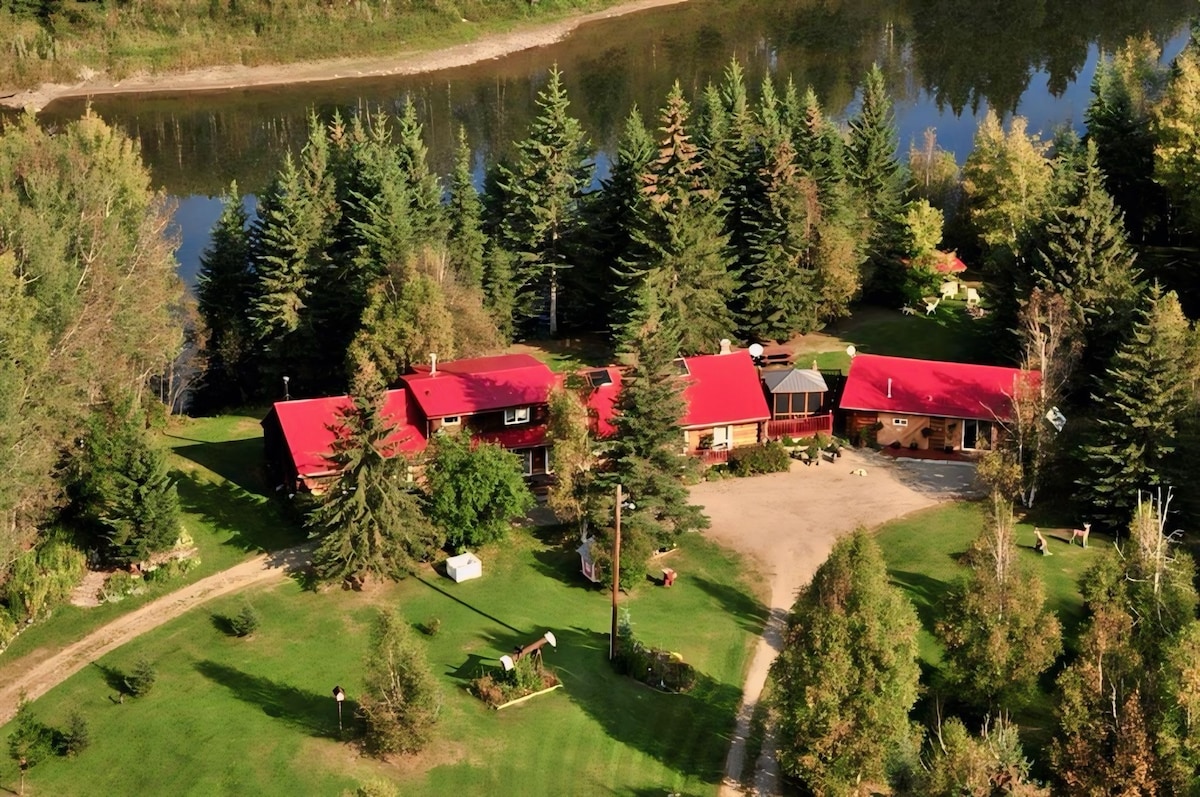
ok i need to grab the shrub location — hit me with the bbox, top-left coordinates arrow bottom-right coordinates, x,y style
613,610 -> 697,693
62,710 -> 90,757
348,778 -> 400,797
144,556 -> 199,583
123,656 -> 157,697
0,612 -> 17,650
728,442 -> 791,477
229,604 -> 260,638
2,535 -> 87,623
470,653 -> 560,708
421,617 -> 441,637
781,434 -> 797,447
100,571 -> 145,603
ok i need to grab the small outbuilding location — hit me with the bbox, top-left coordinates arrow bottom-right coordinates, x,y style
762,368 -> 829,419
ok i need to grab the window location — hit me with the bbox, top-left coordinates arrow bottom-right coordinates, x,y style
586,369 -> 613,388
712,425 -> 733,449
519,449 -> 533,476
962,419 -> 994,451
892,417 -> 909,427
441,416 -> 461,426
542,446 -> 553,474
504,407 -> 530,425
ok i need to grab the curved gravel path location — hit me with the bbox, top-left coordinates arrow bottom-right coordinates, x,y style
0,544 -> 311,726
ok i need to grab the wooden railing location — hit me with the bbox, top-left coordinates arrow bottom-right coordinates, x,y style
697,449 -> 731,464
766,414 -> 833,440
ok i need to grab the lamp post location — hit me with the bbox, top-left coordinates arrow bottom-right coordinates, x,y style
332,685 -> 345,731
282,375 -> 291,401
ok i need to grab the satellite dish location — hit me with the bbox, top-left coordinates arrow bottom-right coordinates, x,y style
748,343 -> 764,358
846,345 -> 857,359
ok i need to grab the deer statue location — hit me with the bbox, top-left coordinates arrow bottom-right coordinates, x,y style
1071,522 -> 1091,548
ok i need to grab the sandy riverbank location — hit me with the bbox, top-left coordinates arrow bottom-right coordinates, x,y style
0,0 -> 687,112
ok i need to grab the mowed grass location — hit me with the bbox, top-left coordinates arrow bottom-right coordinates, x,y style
2,525 -> 766,796
805,304 -> 994,373
0,412 -> 303,667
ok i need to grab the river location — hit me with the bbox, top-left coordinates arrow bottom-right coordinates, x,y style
34,0 -> 1197,283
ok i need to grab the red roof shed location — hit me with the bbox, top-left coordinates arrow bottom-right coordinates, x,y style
839,354 -> 1034,421
401,354 -> 558,419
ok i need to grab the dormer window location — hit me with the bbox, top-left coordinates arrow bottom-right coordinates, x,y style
504,407 -> 531,425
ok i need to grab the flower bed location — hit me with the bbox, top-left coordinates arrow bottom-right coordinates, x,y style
470,656 -> 561,709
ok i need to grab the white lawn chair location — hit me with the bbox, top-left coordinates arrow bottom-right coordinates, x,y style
940,281 -> 958,301
965,287 -> 981,307
924,297 -> 940,315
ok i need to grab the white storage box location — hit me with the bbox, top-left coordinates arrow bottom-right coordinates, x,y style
445,552 -> 482,583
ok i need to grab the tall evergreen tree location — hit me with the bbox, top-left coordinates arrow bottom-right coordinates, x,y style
1078,286 -> 1199,529
71,398 -> 181,566
497,66 -> 592,335
358,609 -> 441,757
195,182 -> 254,409
446,126 -> 486,288
346,270 -> 456,385
1087,35 -> 1168,242
394,98 -> 447,247
307,379 -> 443,587
1153,36 -> 1200,238
591,304 -> 707,589
773,529 -> 921,795
845,65 -> 907,299
622,83 -> 737,354
1030,140 -> 1143,374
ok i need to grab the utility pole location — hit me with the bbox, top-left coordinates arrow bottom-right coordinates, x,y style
609,484 -> 622,661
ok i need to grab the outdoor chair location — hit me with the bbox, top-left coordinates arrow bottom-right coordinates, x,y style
966,287 -> 981,306
940,281 -> 958,301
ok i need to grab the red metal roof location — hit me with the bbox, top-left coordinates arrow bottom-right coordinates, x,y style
680,350 -> 771,428
269,389 -> 427,478
840,354 -> 1033,421
584,367 -> 623,438
934,250 -> 968,273
402,354 -> 558,418
474,426 -> 549,449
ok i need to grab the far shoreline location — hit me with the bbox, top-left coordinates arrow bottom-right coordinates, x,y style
0,0 -> 689,113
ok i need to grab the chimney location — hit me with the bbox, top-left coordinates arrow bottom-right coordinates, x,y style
719,338 -> 732,355
887,378 -> 893,399
430,353 -> 438,375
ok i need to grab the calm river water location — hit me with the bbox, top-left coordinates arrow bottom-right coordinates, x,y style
35,0 -> 1197,282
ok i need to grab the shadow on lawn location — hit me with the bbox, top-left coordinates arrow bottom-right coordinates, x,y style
195,660 -> 349,738
170,436 -> 268,495
888,569 -> 950,632
553,626 -> 741,784
689,576 -> 769,636
175,472 -> 302,554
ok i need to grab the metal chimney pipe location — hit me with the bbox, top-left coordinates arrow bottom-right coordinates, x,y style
430,353 -> 438,375
887,378 -> 892,399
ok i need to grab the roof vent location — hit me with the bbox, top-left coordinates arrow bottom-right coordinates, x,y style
430,352 -> 438,376
887,378 -> 893,399
719,338 -> 732,355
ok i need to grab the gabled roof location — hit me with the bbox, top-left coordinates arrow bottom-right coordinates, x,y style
267,389 -> 427,479
583,366 -> 623,439
401,354 -> 557,419
763,368 -> 828,394
681,350 -> 771,428
840,354 -> 1033,421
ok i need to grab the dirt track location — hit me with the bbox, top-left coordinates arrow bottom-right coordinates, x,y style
0,545 -> 311,727
0,0 -> 689,111
693,450 -> 973,795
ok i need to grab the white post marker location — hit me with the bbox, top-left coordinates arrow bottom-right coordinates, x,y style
332,685 -> 346,731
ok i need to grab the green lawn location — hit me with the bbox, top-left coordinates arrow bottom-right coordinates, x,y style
0,412 -> 304,669
805,304 -> 995,373
1,525 -> 765,796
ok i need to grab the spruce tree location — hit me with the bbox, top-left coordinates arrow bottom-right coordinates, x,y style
623,83 -> 737,354
1032,140 -> 1143,374
1078,286 -> 1198,530
446,126 -> 487,288
359,609 -> 441,757
591,304 -> 707,588
845,65 -> 907,299
497,66 -> 592,336
772,529 -> 921,794
1153,37 -> 1200,237
195,182 -> 253,409
72,399 -> 181,566
307,379 -> 443,587
395,98 -> 447,247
